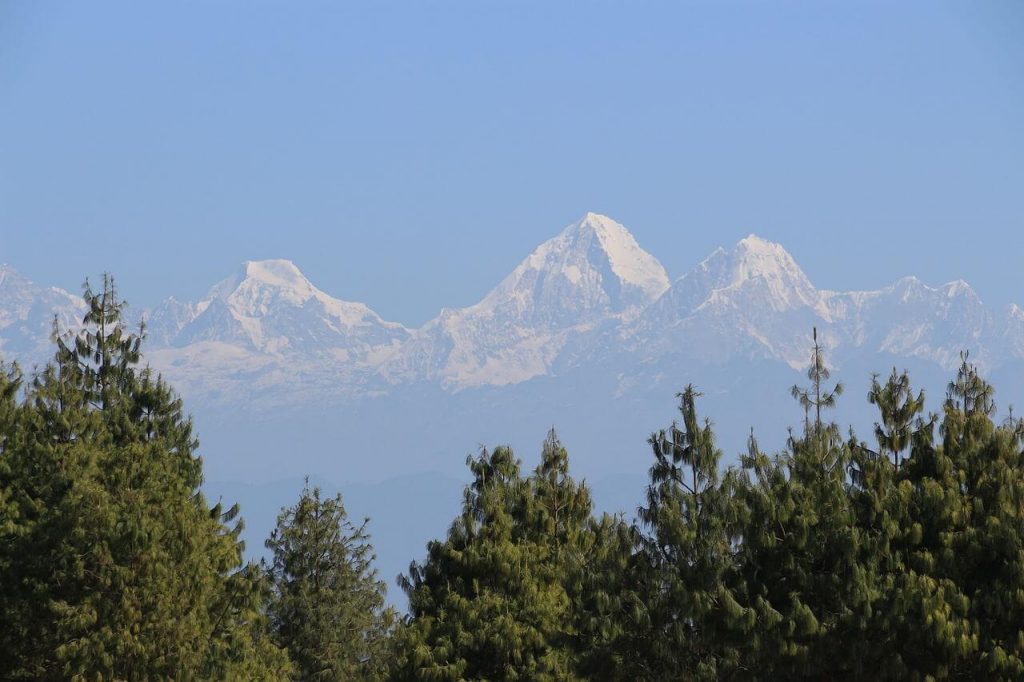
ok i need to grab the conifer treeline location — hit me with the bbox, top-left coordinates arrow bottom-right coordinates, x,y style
2,280 -> 1024,680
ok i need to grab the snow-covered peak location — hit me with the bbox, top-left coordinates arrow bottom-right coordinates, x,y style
204,259 -> 318,310
198,258 -> 390,327
645,234 -> 824,323
172,259 -> 408,355
668,233 -> 821,317
571,213 -> 671,300
0,265 -> 85,366
0,264 -> 36,294
386,213 -> 669,389
477,212 -> 669,319
243,259 -> 313,291
577,213 -> 670,299
729,234 -> 813,289
942,279 -> 979,300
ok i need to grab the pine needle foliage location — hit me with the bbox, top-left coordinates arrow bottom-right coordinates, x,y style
265,480 -> 396,681
0,275 -> 289,680
394,432 -> 597,681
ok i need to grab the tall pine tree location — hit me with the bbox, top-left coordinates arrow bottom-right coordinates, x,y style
632,385 -> 751,680
0,275 -> 289,679
265,480 -> 395,681
395,432 -> 594,681
733,329 -> 870,678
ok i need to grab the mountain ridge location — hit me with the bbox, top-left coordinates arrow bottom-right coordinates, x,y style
2,214 -> 1021,406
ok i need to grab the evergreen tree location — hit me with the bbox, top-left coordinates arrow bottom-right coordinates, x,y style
846,353 -> 1024,679
939,353 -> 1024,677
0,362 -> 31,673
0,275 -> 288,679
571,510 -> 636,680
790,327 -> 844,437
868,367 -> 926,471
265,480 -> 395,681
733,332 -> 872,679
395,434 -> 593,681
526,429 -> 594,674
630,385 -> 751,680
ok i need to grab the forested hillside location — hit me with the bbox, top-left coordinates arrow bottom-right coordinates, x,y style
3,278 -> 1024,680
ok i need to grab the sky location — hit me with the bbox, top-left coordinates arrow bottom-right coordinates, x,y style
1,1 -> 1022,326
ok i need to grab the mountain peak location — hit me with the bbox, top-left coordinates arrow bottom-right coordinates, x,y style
242,259 -> 309,289
0,264 -> 32,290
735,233 -> 789,259
392,214 -> 669,388
943,279 -> 978,300
203,259 -> 317,307
579,210 -> 611,224
652,233 -> 825,321
574,211 -> 630,238
480,213 -> 669,316
172,259 -> 406,355
728,234 -> 813,290
737,233 -> 773,248
566,213 -> 670,300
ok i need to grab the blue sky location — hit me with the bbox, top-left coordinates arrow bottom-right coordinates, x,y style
1,1 -> 1021,325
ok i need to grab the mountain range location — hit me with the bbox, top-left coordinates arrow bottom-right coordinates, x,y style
4,212 -> 1021,408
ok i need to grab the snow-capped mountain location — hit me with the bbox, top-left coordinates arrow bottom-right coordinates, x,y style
624,234 -> 1009,373
143,296 -> 197,347
824,276 -> 994,370
383,212 -> 670,388
1006,305 -> 1024,359
140,259 -> 409,406
163,259 -> 409,356
0,265 -> 85,369
2,213 -> 1021,407
627,234 -> 832,367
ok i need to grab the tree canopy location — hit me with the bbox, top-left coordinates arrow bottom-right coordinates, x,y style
0,276 -> 289,680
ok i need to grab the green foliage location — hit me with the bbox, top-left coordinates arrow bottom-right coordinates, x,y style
629,386 -> 749,679
394,431 -> 595,681
0,275 -> 289,680
868,367 -> 926,471
265,480 -> 396,681
790,326 -> 844,436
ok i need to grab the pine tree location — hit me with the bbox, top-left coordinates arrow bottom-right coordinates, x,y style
848,369 -> 932,679
395,434 -> 593,681
733,332 -> 871,679
939,353 -> 1024,677
849,353 -> 1024,679
0,362 -> 32,674
868,367 -> 926,471
265,480 -> 395,681
790,327 -> 844,438
632,385 -> 751,680
571,510 -> 636,680
0,275 -> 289,679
